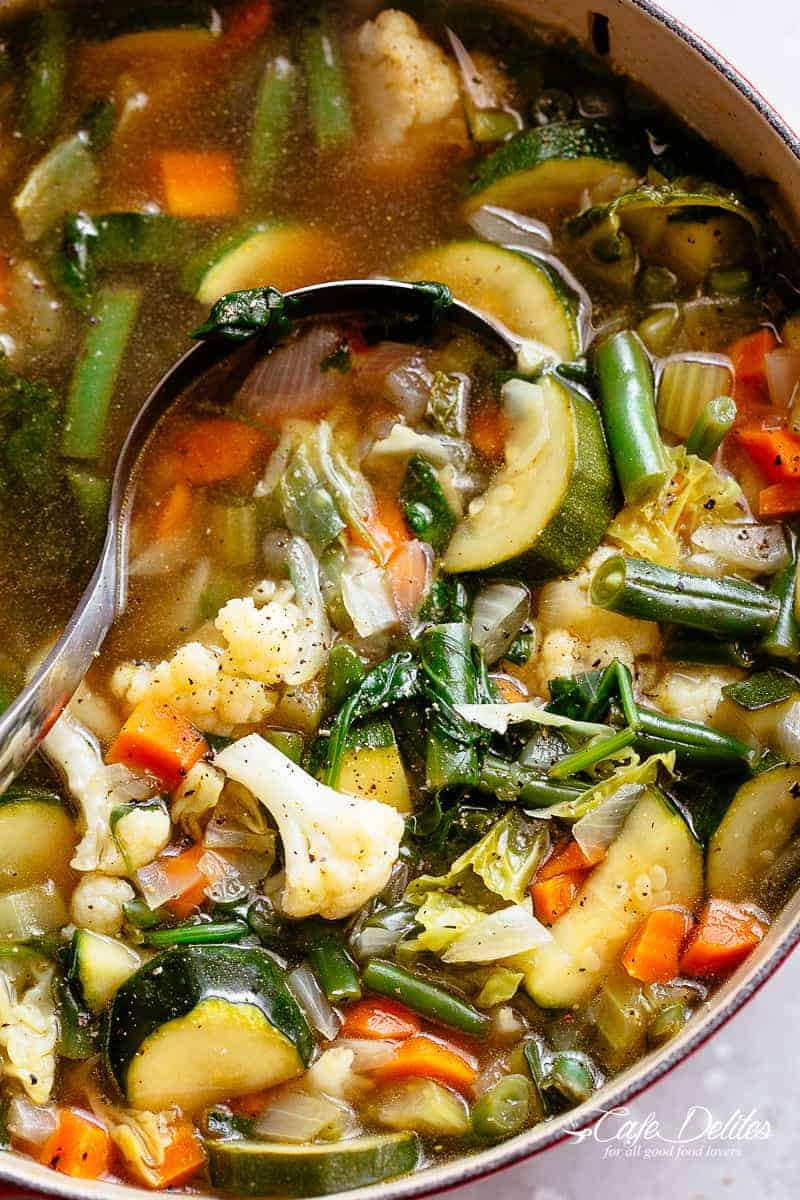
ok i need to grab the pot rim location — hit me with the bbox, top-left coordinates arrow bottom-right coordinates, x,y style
2,2 -> 800,1199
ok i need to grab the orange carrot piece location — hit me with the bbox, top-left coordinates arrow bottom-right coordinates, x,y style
0,255 -> 12,308
155,844 -> 209,919
341,997 -> 422,1041
228,1091 -> 271,1119
370,1034 -> 478,1094
530,872 -> 585,925
386,540 -> 430,618
152,481 -> 193,542
158,150 -> 240,218
352,491 -> 412,564
470,403 -> 507,461
494,675 -> 528,703
223,0 -> 272,51
679,898 -> 766,979
729,328 -> 779,392
169,418 -> 271,485
538,839 -> 606,881
758,479 -> 800,518
107,700 -> 207,791
621,907 -> 693,984
735,425 -> 800,483
147,1120 -> 206,1189
40,1109 -> 112,1180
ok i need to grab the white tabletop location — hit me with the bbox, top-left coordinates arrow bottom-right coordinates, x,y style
450,3 -> 800,1198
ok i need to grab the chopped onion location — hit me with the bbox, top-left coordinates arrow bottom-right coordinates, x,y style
446,27 -> 497,110
366,424 -> 461,469
442,901 -> 551,963
690,522 -> 790,575
352,342 -> 425,403
765,348 -> 800,410
385,362 -> 435,424
573,783 -> 644,860
286,536 -> 332,684
468,204 -> 553,253
471,582 -> 530,664
253,1086 -> 352,1143
287,964 -> 341,1040
6,1097 -> 58,1147
334,1038 -> 401,1071
238,325 -> 345,424
341,549 -> 398,638
136,859 -> 181,910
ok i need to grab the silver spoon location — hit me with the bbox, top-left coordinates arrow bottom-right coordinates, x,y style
0,277 -> 527,792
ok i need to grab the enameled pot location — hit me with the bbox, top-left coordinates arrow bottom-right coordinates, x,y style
0,1 -> 798,1197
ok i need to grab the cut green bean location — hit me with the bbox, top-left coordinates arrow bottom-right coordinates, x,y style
299,4 -> 353,151
760,546 -> 800,660
62,285 -> 142,460
478,752 -> 587,808
549,726 -> 636,779
303,919 -> 362,1003
22,7 -> 69,141
664,630 -> 753,669
632,706 -> 756,770
594,330 -> 670,504
66,467 -> 109,539
123,898 -> 168,930
685,395 -> 736,460
708,267 -> 753,297
144,920 -> 248,947
362,959 -> 490,1038
247,43 -> 299,194
591,555 -> 780,639
647,1001 -> 689,1047
471,1075 -> 533,1141
326,642 -> 365,713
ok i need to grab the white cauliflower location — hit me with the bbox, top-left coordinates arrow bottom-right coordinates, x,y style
111,582 -> 324,737
352,10 -> 465,149
649,667 -> 744,725
70,874 -> 135,936
171,760 -> 225,841
215,734 -> 404,920
42,710 -> 169,875
0,960 -> 58,1104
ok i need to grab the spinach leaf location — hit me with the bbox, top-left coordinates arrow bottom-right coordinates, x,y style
191,286 -> 292,343
324,652 -> 419,787
400,454 -> 457,552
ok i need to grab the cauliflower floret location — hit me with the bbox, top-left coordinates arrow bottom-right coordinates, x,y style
42,710 -> 167,875
171,760 -> 225,841
215,597 -> 304,685
216,734 -> 404,920
352,10 -> 465,148
111,642 -> 277,738
650,667 -> 744,725
70,873 -> 135,936
0,962 -> 58,1104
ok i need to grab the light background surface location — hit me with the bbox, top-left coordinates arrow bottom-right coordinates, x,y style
450,3 -> 800,1199
4,3 -> 800,1200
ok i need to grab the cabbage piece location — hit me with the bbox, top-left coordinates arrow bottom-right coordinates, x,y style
0,959 -> 58,1104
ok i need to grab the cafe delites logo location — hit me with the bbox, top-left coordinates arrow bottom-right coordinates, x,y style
565,1104 -> 771,1160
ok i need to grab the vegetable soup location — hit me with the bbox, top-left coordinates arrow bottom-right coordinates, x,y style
0,0 -> 800,1195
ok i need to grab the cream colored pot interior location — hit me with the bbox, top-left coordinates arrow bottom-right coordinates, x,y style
1,2 -> 799,1199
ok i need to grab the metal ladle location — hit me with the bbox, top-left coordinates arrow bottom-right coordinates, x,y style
0,278 -> 528,791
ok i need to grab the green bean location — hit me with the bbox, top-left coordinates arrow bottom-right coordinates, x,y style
594,330 -> 670,504
299,3 -> 353,151
362,959 -> 490,1038
760,546 -> 800,660
631,706 -> 756,770
478,752 -> 588,808
123,898 -> 168,930
549,1051 -> 599,1104
708,267 -> 753,297
471,1075 -> 533,1142
549,726 -> 636,779
685,395 -> 737,460
65,467 -> 109,540
664,630 -> 754,669
326,642 -> 365,713
22,7 -> 69,141
143,920 -> 248,947
302,919 -> 362,1003
591,554 -> 780,639
647,1001 -> 689,1047
62,285 -> 142,460
247,43 -> 299,194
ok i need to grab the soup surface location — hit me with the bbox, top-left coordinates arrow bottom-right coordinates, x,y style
1,0 -> 800,1195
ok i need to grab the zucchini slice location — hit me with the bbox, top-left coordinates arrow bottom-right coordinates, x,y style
71,929 -> 142,1013
444,373 -> 615,578
399,241 -> 579,358
184,222 -> 345,305
105,944 -> 313,1111
206,1133 -> 421,1197
524,789 -> 702,1008
464,121 -> 640,216
0,787 -> 76,891
567,186 -> 760,286
338,721 -> 412,813
707,765 -> 800,902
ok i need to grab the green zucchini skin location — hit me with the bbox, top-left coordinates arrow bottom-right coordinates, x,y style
206,1133 -> 421,1197
464,120 -> 641,214
104,945 -> 314,1095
